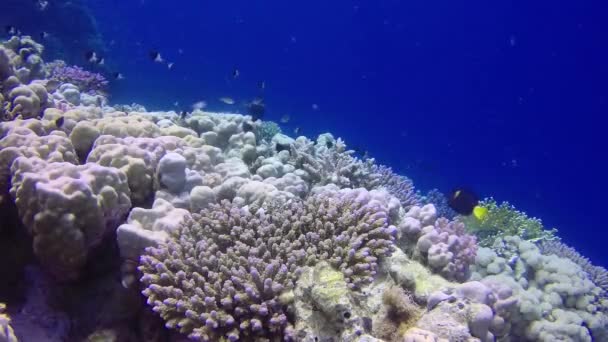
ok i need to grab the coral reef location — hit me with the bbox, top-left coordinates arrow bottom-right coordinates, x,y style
47,62 -> 108,95
138,188 -> 397,340
399,204 -> 478,282
373,165 -> 420,211
420,188 -> 457,220
470,236 -> 608,341
1,33 -> 606,342
539,240 -> 608,299
461,198 -> 559,247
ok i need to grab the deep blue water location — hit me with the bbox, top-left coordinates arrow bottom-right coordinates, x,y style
5,0 -> 608,266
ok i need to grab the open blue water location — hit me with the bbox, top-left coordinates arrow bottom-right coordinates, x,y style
5,0 -> 608,266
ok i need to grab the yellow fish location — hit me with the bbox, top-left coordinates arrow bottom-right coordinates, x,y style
472,206 -> 488,221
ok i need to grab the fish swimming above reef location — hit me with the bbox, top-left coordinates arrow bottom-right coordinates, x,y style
247,97 -> 265,121
40,31 -> 49,40
280,114 -> 290,123
192,101 -> 207,110
448,188 -> 488,220
233,68 -> 240,79
149,50 -> 163,63
55,116 -> 65,128
219,97 -> 235,105
85,51 -> 103,64
5,26 -> 19,36
113,72 -> 125,80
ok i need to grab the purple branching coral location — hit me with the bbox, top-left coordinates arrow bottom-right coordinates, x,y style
373,165 -> 420,211
539,240 -> 608,298
47,61 -> 108,94
138,188 -> 397,341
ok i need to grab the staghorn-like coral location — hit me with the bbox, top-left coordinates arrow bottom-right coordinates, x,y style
373,164 -> 420,211
138,187 -> 397,341
290,134 -> 380,189
538,240 -> 608,300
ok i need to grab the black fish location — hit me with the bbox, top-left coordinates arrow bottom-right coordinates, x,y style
113,72 -> 125,80
85,51 -> 98,63
242,121 -> 254,132
448,188 -> 479,216
149,50 -> 163,63
276,142 -> 291,154
5,26 -> 16,35
233,68 -> 240,79
55,116 -> 65,128
247,98 -> 265,121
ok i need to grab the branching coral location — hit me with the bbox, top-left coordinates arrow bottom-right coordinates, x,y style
420,188 -> 457,220
373,165 -> 420,211
290,136 -> 380,189
138,188 -> 397,341
47,63 -> 108,95
460,198 -> 558,247
255,120 -> 281,143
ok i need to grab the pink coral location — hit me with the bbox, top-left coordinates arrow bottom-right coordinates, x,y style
416,217 -> 477,281
48,63 -> 108,95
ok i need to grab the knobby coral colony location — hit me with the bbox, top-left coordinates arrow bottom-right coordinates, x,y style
0,34 -> 607,342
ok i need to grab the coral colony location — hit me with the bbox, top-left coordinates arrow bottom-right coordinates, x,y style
1,35 -> 607,342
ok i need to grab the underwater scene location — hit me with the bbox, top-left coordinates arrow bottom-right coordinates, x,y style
0,0 -> 607,341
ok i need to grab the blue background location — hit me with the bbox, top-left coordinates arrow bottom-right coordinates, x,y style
8,0 -> 608,265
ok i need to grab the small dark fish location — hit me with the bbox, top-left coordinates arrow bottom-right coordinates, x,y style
45,79 -> 60,92
55,116 -> 65,128
448,188 -> 479,216
97,57 -> 105,66
5,26 -> 17,35
85,51 -> 98,63
40,31 -> 49,39
294,127 -> 301,135
149,50 -> 163,63
113,72 -> 125,80
247,97 -> 265,121
275,143 -> 291,153
242,121 -> 254,132
233,68 -> 240,79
